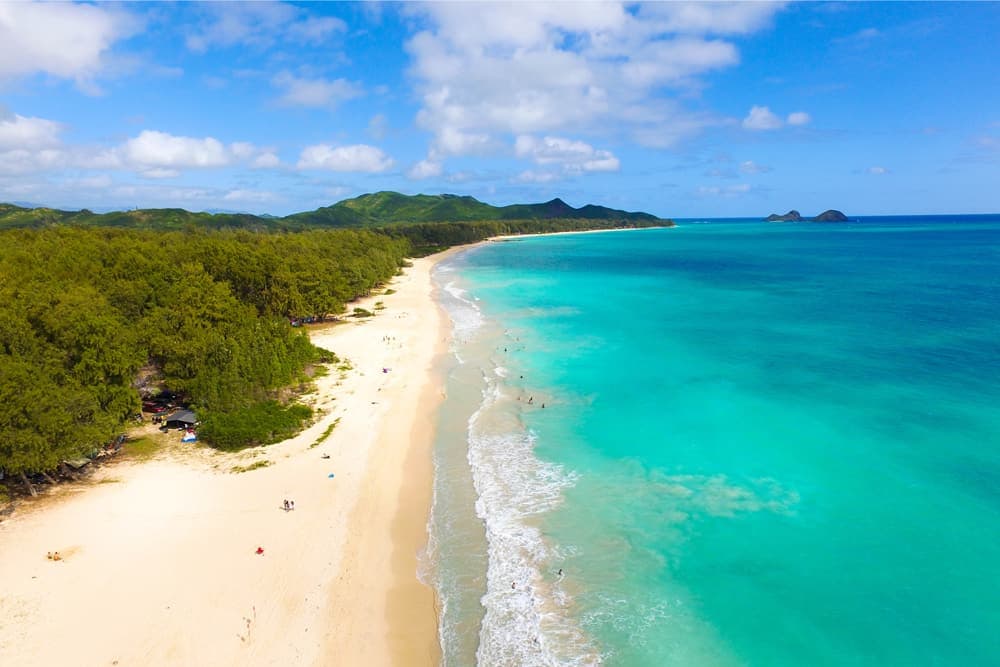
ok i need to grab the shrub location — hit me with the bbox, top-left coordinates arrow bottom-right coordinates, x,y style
199,401 -> 313,451
351,307 -> 373,318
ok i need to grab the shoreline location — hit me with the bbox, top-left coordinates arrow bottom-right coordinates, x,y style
0,250 -> 458,666
488,224 -> 672,243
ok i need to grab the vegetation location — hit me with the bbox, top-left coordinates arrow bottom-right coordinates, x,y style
0,192 -> 671,494
0,191 -> 668,233
0,226 -> 406,486
230,460 -> 271,474
310,418 -> 341,448
199,402 -> 313,451
122,437 -> 162,461
283,191 -> 662,228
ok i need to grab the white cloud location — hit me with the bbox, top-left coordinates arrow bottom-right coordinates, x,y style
121,131 -> 231,169
867,166 -> 889,174
297,144 -> 394,172
406,1 -> 786,167
787,111 -> 811,126
87,130 -> 277,177
515,135 -> 620,173
251,152 -> 281,168
0,148 -> 68,175
286,16 -> 347,43
185,3 -> 346,53
742,106 -> 783,130
636,2 -> 786,35
0,2 -> 136,88
0,111 -> 63,150
272,72 -> 363,109
185,2 -> 297,52
407,159 -> 443,180
740,160 -> 772,174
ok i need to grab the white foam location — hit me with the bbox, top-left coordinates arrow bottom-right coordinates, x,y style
441,280 -> 484,339
466,376 -> 601,666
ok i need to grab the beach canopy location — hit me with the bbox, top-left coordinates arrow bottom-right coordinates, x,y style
165,410 -> 198,429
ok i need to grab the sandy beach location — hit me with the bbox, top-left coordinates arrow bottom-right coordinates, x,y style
0,252 -> 455,666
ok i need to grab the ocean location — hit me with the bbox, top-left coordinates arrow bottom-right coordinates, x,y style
427,216 -> 1000,666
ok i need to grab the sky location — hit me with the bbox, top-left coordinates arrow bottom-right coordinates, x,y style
0,1 -> 998,218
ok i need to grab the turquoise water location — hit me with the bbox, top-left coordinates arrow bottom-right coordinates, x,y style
429,217 -> 1000,666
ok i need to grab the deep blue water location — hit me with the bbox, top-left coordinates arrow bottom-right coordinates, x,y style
430,216 -> 1000,666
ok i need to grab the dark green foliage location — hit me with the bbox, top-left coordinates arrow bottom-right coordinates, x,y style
198,401 -> 313,451
0,226 -> 407,477
382,217 -> 667,255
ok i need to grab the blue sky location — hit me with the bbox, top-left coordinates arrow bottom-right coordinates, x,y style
0,1 -> 997,217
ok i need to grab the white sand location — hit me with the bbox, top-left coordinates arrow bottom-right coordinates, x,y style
0,253 -> 452,666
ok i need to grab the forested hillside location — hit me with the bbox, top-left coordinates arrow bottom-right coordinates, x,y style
0,192 -> 667,231
0,227 -> 408,486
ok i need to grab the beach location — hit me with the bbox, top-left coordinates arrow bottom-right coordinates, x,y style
0,252 -> 453,666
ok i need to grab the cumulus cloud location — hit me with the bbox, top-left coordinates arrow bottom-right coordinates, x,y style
251,152 -> 281,168
406,1 -> 786,168
0,2 -> 136,88
407,159 -> 443,180
88,130 -> 280,177
272,72 -> 363,109
742,105 -> 783,130
867,166 -> 889,174
515,135 -> 620,173
787,111 -> 811,126
119,131 -> 232,169
0,110 -> 288,181
297,144 -> 394,172
0,110 -> 63,150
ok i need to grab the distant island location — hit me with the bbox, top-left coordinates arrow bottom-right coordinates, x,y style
766,209 -> 849,222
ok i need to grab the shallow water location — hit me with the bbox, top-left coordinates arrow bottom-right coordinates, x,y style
429,217 -> 1000,666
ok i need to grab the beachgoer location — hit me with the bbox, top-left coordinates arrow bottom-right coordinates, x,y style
290,500 -> 295,510
283,499 -> 289,511
528,397 -> 533,404
52,552 -> 62,561
46,551 -> 52,560
511,582 -> 516,590
558,568 -> 563,576
255,547 -> 264,555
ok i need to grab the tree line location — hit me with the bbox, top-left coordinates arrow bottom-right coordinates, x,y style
0,226 -> 408,488
0,216 -> 668,494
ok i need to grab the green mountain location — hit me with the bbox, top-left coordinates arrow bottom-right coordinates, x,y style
0,192 -> 665,231
283,191 -> 662,227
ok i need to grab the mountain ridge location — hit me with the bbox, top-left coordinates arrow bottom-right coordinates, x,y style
0,191 -> 666,231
